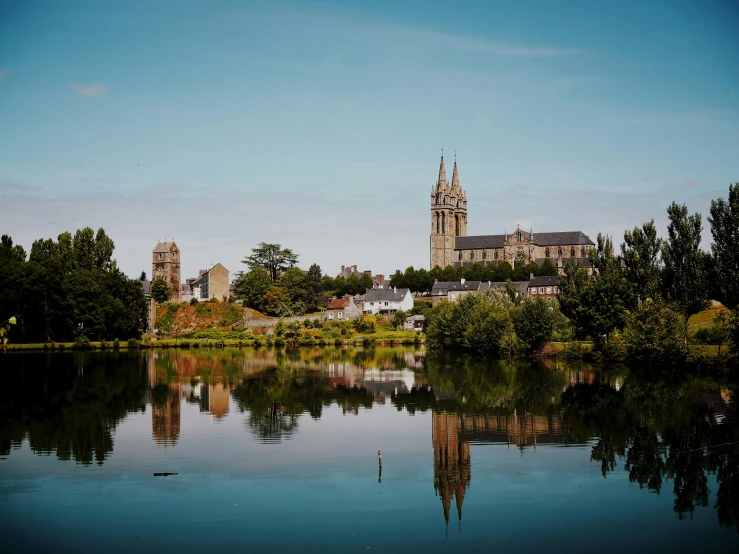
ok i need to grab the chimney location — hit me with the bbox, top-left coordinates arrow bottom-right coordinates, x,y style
460,278 -> 465,284
434,278 -> 438,283
341,265 -> 345,273
393,286 -> 397,293
530,272 -> 534,280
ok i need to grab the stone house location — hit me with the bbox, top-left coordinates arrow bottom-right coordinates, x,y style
403,314 -> 425,331
185,264 -> 229,301
527,275 -> 560,300
326,295 -> 362,321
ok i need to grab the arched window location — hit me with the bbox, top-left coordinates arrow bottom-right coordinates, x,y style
455,215 -> 460,236
470,251 -> 474,260
515,251 -> 525,264
494,250 -> 498,260
570,246 -> 575,257
458,251 -> 462,261
557,247 -> 563,258
545,247 -> 550,258
482,250 -> 487,260
441,212 -> 445,233
435,213 -> 440,233
580,246 -> 586,257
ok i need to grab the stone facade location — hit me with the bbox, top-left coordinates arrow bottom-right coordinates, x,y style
429,155 -> 594,270
152,240 -> 181,302
201,263 -> 229,301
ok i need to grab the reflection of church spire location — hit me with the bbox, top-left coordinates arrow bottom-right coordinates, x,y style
432,412 -> 471,525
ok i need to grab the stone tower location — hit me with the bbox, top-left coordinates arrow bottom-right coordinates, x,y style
152,240 -> 181,302
430,154 -> 467,269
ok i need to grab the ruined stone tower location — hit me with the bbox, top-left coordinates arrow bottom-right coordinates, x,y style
430,154 -> 467,269
152,240 -> 181,302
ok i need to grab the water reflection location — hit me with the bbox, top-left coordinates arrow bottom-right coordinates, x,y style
1,347 -> 737,535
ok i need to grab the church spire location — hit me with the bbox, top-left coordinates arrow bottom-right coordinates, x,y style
437,153 -> 447,186
451,160 -> 460,188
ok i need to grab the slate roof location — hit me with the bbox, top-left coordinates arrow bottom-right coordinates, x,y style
455,231 -> 594,250
431,281 -> 487,295
488,280 -> 529,297
528,276 -> 560,287
141,280 -> 151,295
363,287 -> 411,302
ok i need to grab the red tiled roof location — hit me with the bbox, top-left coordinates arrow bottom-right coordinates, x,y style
327,298 -> 350,309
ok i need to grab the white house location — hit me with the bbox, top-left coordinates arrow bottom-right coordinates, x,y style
360,287 -> 413,315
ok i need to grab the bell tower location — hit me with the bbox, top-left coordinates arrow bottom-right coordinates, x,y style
430,153 -> 466,269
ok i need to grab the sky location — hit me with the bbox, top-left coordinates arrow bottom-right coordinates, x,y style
1,0 -> 738,280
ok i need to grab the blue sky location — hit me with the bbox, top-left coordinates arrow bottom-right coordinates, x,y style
1,0 -> 738,279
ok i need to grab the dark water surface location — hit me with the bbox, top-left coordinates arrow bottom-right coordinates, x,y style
1,347 -> 737,553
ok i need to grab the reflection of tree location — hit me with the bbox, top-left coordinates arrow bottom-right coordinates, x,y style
561,376 -> 739,531
231,367 -> 374,442
0,352 -> 147,465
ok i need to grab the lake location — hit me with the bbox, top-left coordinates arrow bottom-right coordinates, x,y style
1,347 -> 737,553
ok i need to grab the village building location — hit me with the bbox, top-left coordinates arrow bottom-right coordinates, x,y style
360,287 -> 413,315
429,154 -> 594,271
326,295 -> 363,321
403,314 -> 425,331
152,240 -> 181,302
527,275 -> 560,300
184,263 -> 230,301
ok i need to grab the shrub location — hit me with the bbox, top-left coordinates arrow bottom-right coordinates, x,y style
622,300 -> 688,367
113,338 -> 120,350
353,315 -> 377,334
512,299 -> 556,355
127,338 -> 140,349
561,341 -> 584,361
190,297 -> 199,305
100,340 -> 108,350
72,335 -> 92,351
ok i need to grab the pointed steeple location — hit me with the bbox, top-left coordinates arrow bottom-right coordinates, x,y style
437,154 -> 447,186
451,160 -> 460,188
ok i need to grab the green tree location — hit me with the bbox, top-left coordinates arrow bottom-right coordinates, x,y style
279,267 -> 308,314
139,271 -> 147,281
275,317 -> 287,337
708,183 -> 739,309
661,202 -> 710,322
150,277 -> 172,304
392,309 -> 407,330
243,243 -> 299,282
263,286 -> 291,316
235,268 -> 273,312
621,220 -> 662,302
512,298 -> 556,355
622,300 -> 688,367
305,264 -> 324,312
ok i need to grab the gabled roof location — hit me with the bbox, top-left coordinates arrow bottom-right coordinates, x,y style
455,235 -> 505,250
533,232 -> 594,246
454,231 -> 594,250
327,297 -> 350,310
363,287 -> 411,302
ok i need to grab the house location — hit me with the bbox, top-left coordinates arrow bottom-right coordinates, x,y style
403,314 -> 425,331
326,295 -> 362,321
487,280 -> 529,301
184,264 -> 230,301
430,279 -> 489,306
527,276 -> 560,300
361,287 -> 413,315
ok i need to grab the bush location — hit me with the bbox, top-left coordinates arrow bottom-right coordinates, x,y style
72,335 -> 92,350
561,341 -> 584,361
100,340 -> 108,350
190,297 -> 199,305
353,315 -> 377,334
512,299 -> 556,355
622,300 -> 688,367
127,338 -> 140,349
113,338 -> 120,350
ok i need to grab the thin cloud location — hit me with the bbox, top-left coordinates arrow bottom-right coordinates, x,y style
71,82 -> 109,96
0,69 -> 7,78
683,179 -> 700,188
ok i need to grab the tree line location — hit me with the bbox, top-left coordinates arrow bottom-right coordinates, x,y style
425,183 -> 739,364
0,229 -> 148,343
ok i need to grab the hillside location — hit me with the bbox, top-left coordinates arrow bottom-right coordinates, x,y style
154,301 -> 262,333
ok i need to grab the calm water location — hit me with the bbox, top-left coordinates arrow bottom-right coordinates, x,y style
1,347 -> 737,553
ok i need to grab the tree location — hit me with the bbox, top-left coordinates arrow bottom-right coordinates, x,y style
150,277 -> 172,304
512,298 -> 556,355
708,183 -> 739,309
263,286 -> 291,316
235,268 -> 273,312
392,310 -> 407,330
305,264 -> 324,312
278,267 -> 308,314
243,243 -> 298,282
139,271 -> 147,281
275,317 -> 287,337
622,220 -> 662,302
622,300 -> 688,367
661,202 -> 710,321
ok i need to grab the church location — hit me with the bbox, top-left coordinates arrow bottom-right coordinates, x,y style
430,154 -> 594,270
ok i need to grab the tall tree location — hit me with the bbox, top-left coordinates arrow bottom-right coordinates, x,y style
661,202 -> 710,320
235,268 -> 273,312
150,277 -> 172,304
621,220 -> 662,302
708,183 -> 739,309
305,264 -> 324,312
243,243 -> 298,282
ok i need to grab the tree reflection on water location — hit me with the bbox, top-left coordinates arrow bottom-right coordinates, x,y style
1,347 -> 737,532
